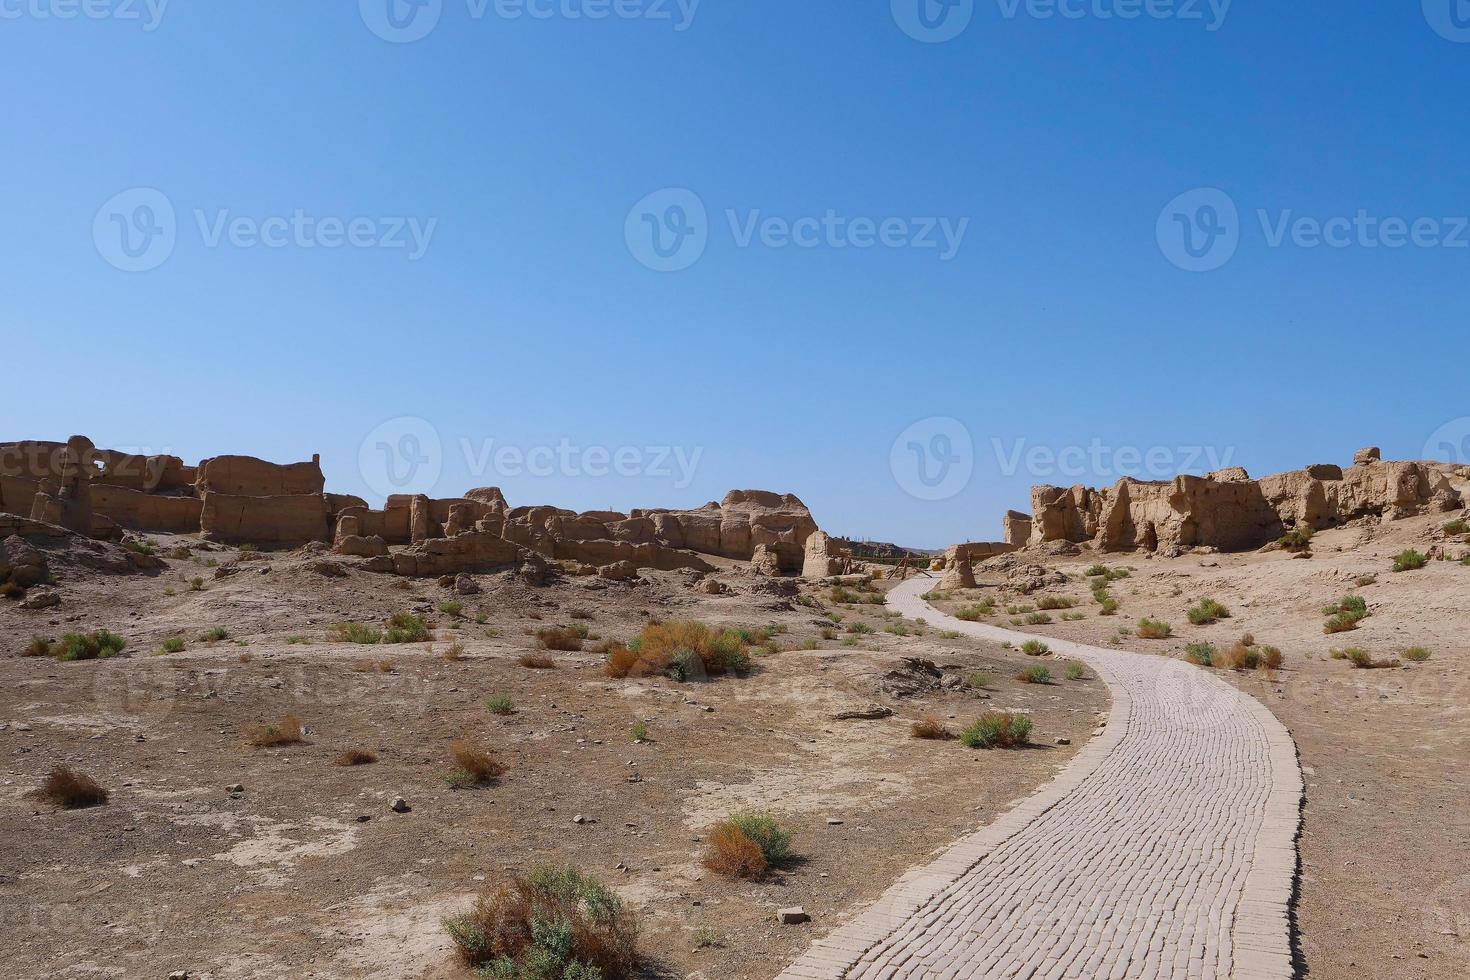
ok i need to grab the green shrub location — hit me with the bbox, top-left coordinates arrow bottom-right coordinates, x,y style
1393,549 -> 1428,572
1443,518 -> 1469,535
160,636 -> 186,654
385,613 -> 430,644
331,622 -> 383,644
1184,641 -> 1216,666
1023,612 -> 1053,626
56,630 -> 127,661
1064,661 -> 1086,681
485,695 -> 514,716
967,672 -> 992,689
1035,596 -> 1076,610
954,603 -> 994,621
630,721 -> 648,742
728,811 -> 793,865
1137,617 -> 1172,639
1021,640 -> 1049,656
199,626 -> 230,643
1402,647 -> 1432,662
188,576 -> 205,592
960,712 -> 1032,748
1187,598 -> 1230,626
847,622 -> 874,635
1017,665 -> 1052,685
1098,597 -> 1120,616
438,600 -> 464,618
1277,527 -> 1314,553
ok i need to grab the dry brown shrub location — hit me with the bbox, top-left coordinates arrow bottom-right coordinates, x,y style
1258,645 -> 1284,670
336,748 -> 378,766
911,717 -> 954,740
33,766 -> 108,808
702,822 -> 769,880
238,652 -> 254,664
450,738 -> 505,784
246,715 -> 305,748
442,642 -> 465,662
518,653 -> 556,669
604,644 -> 638,678
536,627 -> 583,652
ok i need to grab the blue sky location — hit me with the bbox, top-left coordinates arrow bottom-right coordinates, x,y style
5,1 -> 1468,548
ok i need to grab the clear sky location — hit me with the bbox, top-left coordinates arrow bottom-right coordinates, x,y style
5,1 -> 1468,548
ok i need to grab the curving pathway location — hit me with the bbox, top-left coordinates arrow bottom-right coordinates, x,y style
778,577 -> 1301,980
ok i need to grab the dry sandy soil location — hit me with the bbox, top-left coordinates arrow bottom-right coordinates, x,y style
932,511 -> 1470,980
0,539 -> 1105,980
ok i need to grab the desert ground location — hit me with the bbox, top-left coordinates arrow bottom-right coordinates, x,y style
928,511 -> 1470,979
0,539 -> 1106,980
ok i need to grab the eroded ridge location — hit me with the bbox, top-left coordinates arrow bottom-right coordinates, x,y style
779,577 -> 1300,980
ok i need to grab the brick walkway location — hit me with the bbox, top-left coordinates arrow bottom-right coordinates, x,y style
778,577 -> 1300,980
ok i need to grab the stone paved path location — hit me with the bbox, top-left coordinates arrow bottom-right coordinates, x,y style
778,577 -> 1300,980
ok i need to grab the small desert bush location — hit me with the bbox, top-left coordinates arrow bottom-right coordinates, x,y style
1277,527 -> 1314,553
602,621 -> 756,681
444,865 -> 637,978
1021,640 -> 1049,656
727,812 -> 793,865
1136,617 -> 1172,639
702,822 -> 769,880
1017,665 -> 1052,685
1065,661 -> 1086,680
518,653 -> 556,669
954,603 -> 994,621
1354,574 -> 1378,587
486,695 -> 514,715
1322,597 -> 1369,634
442,642 -> 465,662
1392,549 -> 1428,572
961,712 -> 1032,749
1443,518 -> 1470,535
55,630 -> 128,662
630,721 -> 648,742
1098,597 -> 1120,616
1333,647 -> 1398,669
160,636 -> 186,654
847,622 -> 875,635
1258,645 -> 1285,669
536,626 -> 584,651
1024,612 -> 1053,625
1402,646 -> 1432,662
438,600 -> 464,618
1187,598 -> 1230,626
385,613 -> 430,644
447,739 -> 505,788
967,671 -> 992,689
911,716 -> 954,740
33,766 -> 108,808
199,626 -> 229,643
1184,641 -> 1216,666
188,576 -> 205,591
1035,596 -> 1077,611
1217,642 -> 1259,671
336,748 -> 377,766
24,635 -> 54,657
331,622 -> 383,644
247,715 -> 304,748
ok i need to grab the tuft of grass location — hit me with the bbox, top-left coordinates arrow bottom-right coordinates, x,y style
198,626 -> 230,643
246,715 -> 304,748
159,636 -> 186,654
954,602 -> 994,621
1017,665 -> 1052,685
1035,596 -> 1077,610
536,626 -> 585,651
1323,597 -> 1369,634
1402,646 -> 1432,662
385,613 -> 430,644
1354,574 -> 1378,588
1021,639 -> 1050,656
330,622 -> 382,645
447,738 -> 505,787
1023,612 -> 1053,625
444,865 -> 637,978
847,622 -> 875,635
442,641 -> 465,662
336,748 -> 377,766
55,630 -> 127,662
1258,645 -> 1285,670
518,653 -> 557,669
1064,661 -> 1086,681
1392,549 -> 1428,572
438,600 -> 464,618
1184,641 -> 1216,666
630,721 -> 648,742
24,635 -> 55,658
1277,527 -> 1314,553
33,766 -> 108,808
486,695 -> 514,716
961,712 -> 1032,748
1443,518 -> 1470,535
911,716 -> 954,740
1187,598 -> 1230,626
1333,647 -> 1399,669
967,671 -> 993,689
1136,617 -> 1173,639
188,576 -> 205,591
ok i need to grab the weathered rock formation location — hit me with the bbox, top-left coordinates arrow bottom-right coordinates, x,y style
939,553 -> 976,590
1025,450 -> 1462,554
802,531 -> 850,578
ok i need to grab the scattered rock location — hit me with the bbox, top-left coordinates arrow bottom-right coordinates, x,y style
19,589 -> 60,610
1055,737 -> 1071,746
390,797 -> 411,813
454,573 -> 481,595
833,704 -> 894,721
777,906 -> 810,925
